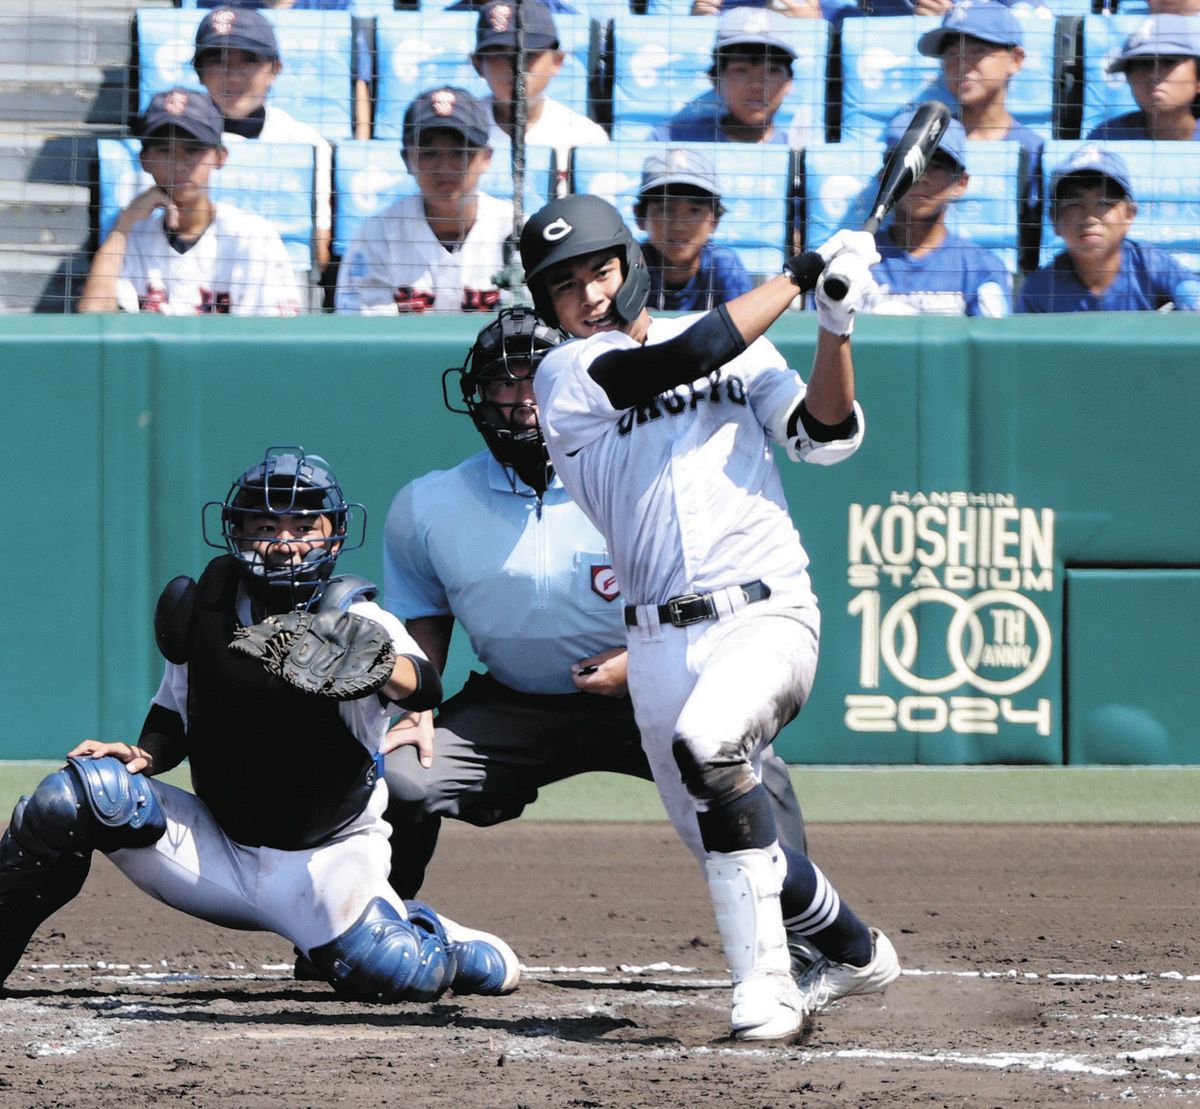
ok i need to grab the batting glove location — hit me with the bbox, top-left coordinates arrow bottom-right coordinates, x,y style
815,229 -> 881,268
815,252 -> 876,337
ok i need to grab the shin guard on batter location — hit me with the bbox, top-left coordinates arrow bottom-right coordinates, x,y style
705,845 -> 806,1040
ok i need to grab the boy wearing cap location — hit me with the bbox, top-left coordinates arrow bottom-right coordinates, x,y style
653,9 -> 809,146
470,0 -> 607,171
335,87 -> 512,314
633,148 -> 753,310
1087,14 -> 1200,142
192,6 -> 335,270
1017,145 -> 1200,312
863,111 -> 1010,317
78,87 -> 302,316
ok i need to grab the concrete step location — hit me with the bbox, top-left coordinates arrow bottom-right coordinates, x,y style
0,16 -> 135,70
0,63 -> 132,129
0,133 -> 105,188
0,244 -> 81,313
0,181 -> 90,247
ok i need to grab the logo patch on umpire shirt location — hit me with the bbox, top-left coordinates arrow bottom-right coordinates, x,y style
591,565 -> 619,602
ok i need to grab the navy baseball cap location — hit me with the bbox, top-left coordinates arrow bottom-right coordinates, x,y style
403,87 -> 491,150
137,87 -> 225,147
1108,14 -> 1200,73
918,1 -> 1023,57
193,6 -> 279,64
885,108 -> 968,172
713,8 -> 797,59
1049,144 -> 1134,204
475,0 -> 559,53
639,147 -> 722,199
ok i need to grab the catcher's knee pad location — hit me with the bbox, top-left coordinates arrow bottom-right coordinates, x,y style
308,897 -> 456,1003
671,736 -> 757,808
405,900 -> 520,996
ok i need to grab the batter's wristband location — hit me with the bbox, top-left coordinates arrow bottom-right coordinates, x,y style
783,251 -> 824,293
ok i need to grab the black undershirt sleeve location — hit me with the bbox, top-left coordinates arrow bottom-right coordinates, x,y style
789,398 -> 859,443
391,653 -> 443,712
137,702 -> 189,774
586,303 -> 748,410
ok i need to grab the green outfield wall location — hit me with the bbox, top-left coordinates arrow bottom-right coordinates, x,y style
3,313 -> 1198,767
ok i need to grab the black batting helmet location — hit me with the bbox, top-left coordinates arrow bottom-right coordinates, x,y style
443,308 -> 568,493
518,194 -> 650,329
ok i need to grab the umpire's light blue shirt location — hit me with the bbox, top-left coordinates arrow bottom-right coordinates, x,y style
383,451 -> 624,695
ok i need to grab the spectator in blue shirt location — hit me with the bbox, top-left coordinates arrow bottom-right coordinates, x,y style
1018,145 -> 1200,312
863,111 -> 1011,316
632,148 -> 754,311
1087,14 -> 1200,142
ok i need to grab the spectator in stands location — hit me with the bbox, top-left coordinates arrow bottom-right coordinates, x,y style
1017,145 -> 1200,312
191,6 -> 333,270
78,88 -> 302,316
1149,0 -> 1200,14
633,148 -> 754,310
652,9 -> 809,146
862,111 -> 1010,316
470,0 -> 608,173
691,0 -> 822,18
1087,14 -> 1200,142
335,87 -> 511,314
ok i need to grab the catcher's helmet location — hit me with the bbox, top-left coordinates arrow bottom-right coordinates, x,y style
444,307 -> 568,493
204,447 -> 365,610
518,195 -> 650,329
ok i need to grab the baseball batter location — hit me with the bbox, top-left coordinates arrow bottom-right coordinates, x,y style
0,448 -> 518,1003
518,196 -> 900,1041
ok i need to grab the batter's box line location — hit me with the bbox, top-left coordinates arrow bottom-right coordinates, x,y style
901,968 -> 1200,983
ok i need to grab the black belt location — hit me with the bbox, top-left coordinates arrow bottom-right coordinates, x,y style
624,580 -> 772,628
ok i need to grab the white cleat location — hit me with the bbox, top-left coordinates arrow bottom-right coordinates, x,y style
799,927 -> 901,1013
730,968 -> 808,1041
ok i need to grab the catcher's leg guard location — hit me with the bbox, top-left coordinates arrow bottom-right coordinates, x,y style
705,845 -> 806,1041
308,897 -> 456,1003
406,900 -> 520,996
0,756 -> 166,985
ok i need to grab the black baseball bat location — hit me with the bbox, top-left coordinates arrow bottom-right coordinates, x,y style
822,100 -> 952,301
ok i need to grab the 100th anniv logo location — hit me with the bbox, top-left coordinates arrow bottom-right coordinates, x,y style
844,491 -> 1055,736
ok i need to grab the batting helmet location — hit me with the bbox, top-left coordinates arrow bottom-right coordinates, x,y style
204,446 -> 365,611
518,194 -> 650,329
444,308 -> 568,493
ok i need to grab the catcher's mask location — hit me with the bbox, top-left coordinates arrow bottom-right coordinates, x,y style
443,307 -> 568,495
203,446 -> 366,611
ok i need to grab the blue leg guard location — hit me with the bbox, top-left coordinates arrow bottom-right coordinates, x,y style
0,756 -> 166,985
406,900 -> 521,997
308,897 -> 457,1003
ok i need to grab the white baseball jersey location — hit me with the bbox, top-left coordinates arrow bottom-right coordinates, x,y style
482,95 -> 609,170
115,202 -> 303,316
222,105 -> 333,233
534,315 -> 864,606
334,193 -> 513,314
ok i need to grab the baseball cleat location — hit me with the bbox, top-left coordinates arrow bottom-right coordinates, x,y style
798,927 -> 901,1013
292,947 -> 324,981
448,927 -> 521,996
730,968 -> 808,1041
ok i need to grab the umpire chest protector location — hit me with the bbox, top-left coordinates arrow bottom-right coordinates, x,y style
170,555 -> 377,850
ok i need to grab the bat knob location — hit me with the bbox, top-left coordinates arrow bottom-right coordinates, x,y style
822,275 -> 850,302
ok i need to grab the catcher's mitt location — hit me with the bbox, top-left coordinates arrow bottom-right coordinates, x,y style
230,609 -> 396,701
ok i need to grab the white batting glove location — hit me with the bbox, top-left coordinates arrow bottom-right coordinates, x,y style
814,229 -> 881,268
815,252 -> 877,336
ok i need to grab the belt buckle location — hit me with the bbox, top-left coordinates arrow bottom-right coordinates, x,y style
666,592 -> 713,627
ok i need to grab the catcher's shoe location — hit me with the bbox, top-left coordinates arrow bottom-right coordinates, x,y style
731,967 -> 808,1041
292,948 -> 323,981
448,927 -> 521,996
798,927 -> 901,1013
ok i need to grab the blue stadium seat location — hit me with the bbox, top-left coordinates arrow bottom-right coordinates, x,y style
372,10 -> 597,141
570,140 -> 796,277
804,139 -> 1023,274
1078,14 -> 1146,137
96,138 -> 318,272
837,13 -> 1058,144
607,13 -> 829,145
135,9 -> 354,140
331,139 -> 556,257
1038,139 -> 1200,272
177,0 -> 394,11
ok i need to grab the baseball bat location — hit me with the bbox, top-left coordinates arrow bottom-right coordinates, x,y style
822,100 -> 952,301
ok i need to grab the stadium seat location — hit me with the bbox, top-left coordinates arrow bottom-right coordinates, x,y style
331,139 -> 556,257
372,10 -> 599,141
836,12 -> 1060,144
96,138 -> 318,273
606,13 -> 829,145
1078,14 -> 1147,137
1038,139 -> 1200,272
134,9 -> 355,140
570,140 -> 797,278
177,0 -> 395,11
803,139 -> 1024,275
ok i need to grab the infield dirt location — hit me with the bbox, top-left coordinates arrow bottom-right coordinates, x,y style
2,821 -> 1197,1107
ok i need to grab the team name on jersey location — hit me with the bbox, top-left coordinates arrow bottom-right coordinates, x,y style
139,285 -> 232,313
393,286 -> 502,313
616,370 -> 747,437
